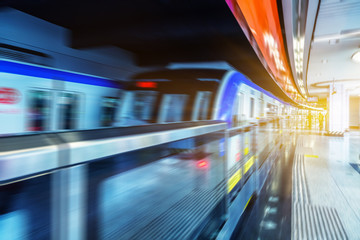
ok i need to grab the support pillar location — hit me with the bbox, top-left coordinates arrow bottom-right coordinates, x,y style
328,84 -> 349,132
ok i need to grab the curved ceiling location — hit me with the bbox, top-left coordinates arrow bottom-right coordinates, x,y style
1,0 -> 306,105
307,0 -> 360,97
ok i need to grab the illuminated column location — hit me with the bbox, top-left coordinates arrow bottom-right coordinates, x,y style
329,84 -> 349,132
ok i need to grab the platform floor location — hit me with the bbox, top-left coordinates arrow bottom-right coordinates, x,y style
293,132 -> 360,239
233,132 -> 296,240
233,131 -> 360,240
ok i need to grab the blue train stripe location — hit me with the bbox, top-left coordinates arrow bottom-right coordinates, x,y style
216,71 -> 287,126
0,59 -> 119,88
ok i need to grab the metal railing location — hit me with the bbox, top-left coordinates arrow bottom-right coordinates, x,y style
0,119 -> 289,240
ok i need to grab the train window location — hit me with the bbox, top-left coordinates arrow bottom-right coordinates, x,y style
232,92 -> 244,127
101,97 -> 119,127
266,103 -> 276,117
27,90 -> 52,131
158,94 -> 188,123
192,91 -> 211,121
250,97 -> 255,118
132,91 -> 157,121
119,91 -> 157,126
57,92 -> 79,130
259,99 -> 265,117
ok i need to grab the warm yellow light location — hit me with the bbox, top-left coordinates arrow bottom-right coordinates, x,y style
264,33 -> 285,71
351,51 -> 360,63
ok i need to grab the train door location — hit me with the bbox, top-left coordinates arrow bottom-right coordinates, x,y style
259,93 -> 265,118
192,91 -> 211,121
100,97 -> 119,127
231,94 -> 240,127
232,92 -> 244,127
56,92 -> 81,130
158,94 -> 188,123
250,97 -> 255,119
132,91 -> 157,122
27,89 -> 52,132
119,91 -> 157,125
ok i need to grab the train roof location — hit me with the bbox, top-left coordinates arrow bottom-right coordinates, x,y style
131,68 -> 289,105
131,68 -> 227,81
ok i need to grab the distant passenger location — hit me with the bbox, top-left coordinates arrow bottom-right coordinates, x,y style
286,115 -> 290,129
307,112 -> 312,130
319,113 -> 324,131
275,116 -> 280,129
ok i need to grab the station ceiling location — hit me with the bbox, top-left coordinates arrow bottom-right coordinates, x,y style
1,0 -> 299,104
2,0 -> 250,64
307,0 -> 360,97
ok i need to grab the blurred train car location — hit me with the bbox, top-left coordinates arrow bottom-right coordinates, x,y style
123,69 -> 288,208
0,67 -> 292,240
0,63 -> 287,135
121,69 -> 286,126
0,59 -> 122,135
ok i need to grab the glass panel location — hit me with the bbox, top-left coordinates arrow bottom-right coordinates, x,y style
0,174 -> 51,239
193,91 -> 212,121
101,97 -> 118,127
86,133 -> 226,239
200,92 -> 211,120
232,93 -> 244,127
27,90 -> 51,131
159,94 -> 188,123
266,103 -> 276,118
58,92 -> 79,130
227,133 -> 243,198
132,91 -> 157,121
250,98 -> 255,118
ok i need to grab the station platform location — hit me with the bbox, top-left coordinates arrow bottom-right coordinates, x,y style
1,124 -> 359,240
233,131 -> 360,240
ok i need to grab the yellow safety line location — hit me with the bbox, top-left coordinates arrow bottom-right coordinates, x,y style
244,147 -> 249,156
304,154 -> 319,158
228,169 -> 242,193
244,155 -> 255,174
243,196 -> 253,211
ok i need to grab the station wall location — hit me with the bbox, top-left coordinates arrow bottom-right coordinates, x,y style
0,7 -> 145,80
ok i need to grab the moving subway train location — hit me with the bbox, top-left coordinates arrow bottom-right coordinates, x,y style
124,68 -> 287,126
0,59 -> 287,135
0,60 -> 292,239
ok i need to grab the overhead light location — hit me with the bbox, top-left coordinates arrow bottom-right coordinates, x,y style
351,51 -> 360,63
321,59 -> 328,64
329,39 -> 340,45
264,33 -> 285,71
314,29 -> 360,43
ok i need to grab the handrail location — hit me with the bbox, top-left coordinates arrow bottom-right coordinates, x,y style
227,123 -> 256,134
66,122 -> 226,165
0,121 -> 226,183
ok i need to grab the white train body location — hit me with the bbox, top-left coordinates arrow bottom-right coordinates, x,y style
0,59 -> 120,135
